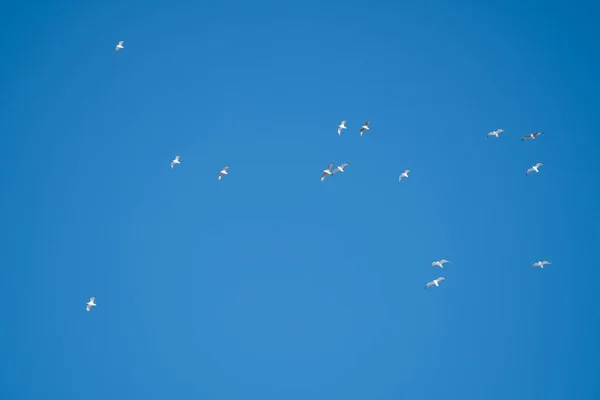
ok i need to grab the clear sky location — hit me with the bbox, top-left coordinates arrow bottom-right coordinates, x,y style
1,0 -> 599,399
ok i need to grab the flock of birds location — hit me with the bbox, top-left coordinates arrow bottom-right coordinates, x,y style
82,41 -> 552,311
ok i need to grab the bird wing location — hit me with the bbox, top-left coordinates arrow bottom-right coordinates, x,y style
119,41 -> 124,45
365,120 -> 371,126
338,127 -> 342,134
526,168 -> 533,175
430,261 -> 437,267
522,135 -> 531,140
341,120 -> 347,125
86,304 -> 91,311
90,296 -> 96,302
325,163 -> 334,171
425,282 -> 434,288
339,163 -> 349,169
535,163 -> 543,168
542,261 -> 550,265
436,277 -> 446,282
534,131 -> 543,137
487,131 -> 495,136
497,129 -> 504,134
223,165 -> 230,171
175,156 -> 180,161
532,262 -> 540,267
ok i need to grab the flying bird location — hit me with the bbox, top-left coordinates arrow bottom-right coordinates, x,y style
171,155 -> 181,168
526,162 -> 544,176
218,165 -> 230,180
431,259 -> 450,268
487,129 -> 504,138
331,162 -> 350,175
321,163 -> 334,182
425,277 -> 446,289
522,131 -> 543,141
532,260 -> 551,268
115,41 -> 124,52
398,169 -> 411,181
86,296 -> 96,312
359,120 -> 371,136
338,120 -> 347,136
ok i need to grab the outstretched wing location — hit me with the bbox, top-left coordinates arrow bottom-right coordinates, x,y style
436,277 -> 446,282
325,163 -> 334,171
425,281 -> 434,289
535,162 -> 543,168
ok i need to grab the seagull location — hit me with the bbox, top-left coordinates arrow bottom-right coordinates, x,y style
86,296 -> 96,312
398,169 -> 411,181
115,41 -> 124,52
425,277 -> 446,289
171,155 -> 181,168
331,162 -> 349,175
359,120 -> 371,136
431,259 -> 450,268
321,163 -> 334,182
526,162 -> 544,176
522,131 -> 543,141
487,129 -> 504,138
338,120 -> 347,136
218,165 -> 230,180
532,260 -> 551,269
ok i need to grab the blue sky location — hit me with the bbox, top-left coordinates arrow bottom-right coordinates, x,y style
1,0 -> 599,399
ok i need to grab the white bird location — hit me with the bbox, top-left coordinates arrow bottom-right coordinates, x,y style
532,260 -> 551,268
86,296 -> 96,312
487,129 -> 504,138
398,169 -> 411,181
171,155 -> 181,168
331,162 -> 350,175
526,162 -> 544,176
359,120 -> 371,136
338,120 -> 347,136
431,259 -> 450,268
115,41 -> 124,52
425,277 -> 446,289
522,131 -> 543,141
218,165 -> 230,180
321,162 -> 334,182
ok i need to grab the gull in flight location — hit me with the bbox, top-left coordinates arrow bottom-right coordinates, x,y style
115,41 -> 124,52
331,162 -> 350,176
338,120 -> 347,136
359,120 -> 371,136
171,155 -> 181,168
218,165 -> 230,180
532,260 -> 551,269
431,259 -> 450,268
522,131 -> 543,141
398,169 -> 411,181
321,162 -> 334,182
425,277 -> 446,289
526,162 -> 544,176
487,129 -> 504,138
86,296 -> 96,312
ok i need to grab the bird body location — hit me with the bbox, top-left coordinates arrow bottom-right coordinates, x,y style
426,277 -> 446,289
431,259 -> 450,268
321,163 -> 334,182
218,165 -> 230,180
338,120 -> 347,135
522,131 -> 543,141
398,169 -> 411,181
532,260 -> 551,268
526,162 -> 544,175
86,296 -> 96,312
359,120 -> 371,136
331,162 -> 349,175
